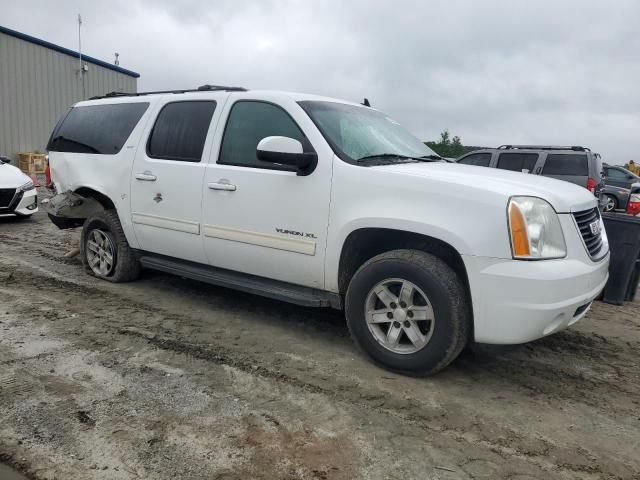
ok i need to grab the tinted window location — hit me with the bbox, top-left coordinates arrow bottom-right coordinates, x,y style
147,101 -> 216,162
496,153 -> 538,172
219,101 -> 307,169
458,153 -> 491,167
542,154 -> 588,175
606,167 -> 629,179
47,103 -> 149,154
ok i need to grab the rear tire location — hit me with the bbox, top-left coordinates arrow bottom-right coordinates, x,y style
81,210 -> 140,282
345,249 -> 471,376
603,194 -> 617,212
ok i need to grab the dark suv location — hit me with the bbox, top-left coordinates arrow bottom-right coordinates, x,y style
457,145 -> 604,198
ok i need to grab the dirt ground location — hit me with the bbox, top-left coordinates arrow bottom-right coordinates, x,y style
1,189 -> 639,480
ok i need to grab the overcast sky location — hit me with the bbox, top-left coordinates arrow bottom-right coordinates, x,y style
1,0 -> 638,164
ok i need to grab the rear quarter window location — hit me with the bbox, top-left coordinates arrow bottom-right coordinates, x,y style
47,103 -> 149,155
542,154 -> 589,175
496,153 -> 539,172
458,152 -> 492,167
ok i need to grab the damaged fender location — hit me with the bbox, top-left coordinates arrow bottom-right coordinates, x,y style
45,191 -> 105,229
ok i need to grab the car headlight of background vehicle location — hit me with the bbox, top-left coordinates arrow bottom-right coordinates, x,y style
19,180 -> 35,192
508,196 -> 567,259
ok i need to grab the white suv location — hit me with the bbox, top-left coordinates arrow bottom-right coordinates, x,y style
46,86 -> 610,375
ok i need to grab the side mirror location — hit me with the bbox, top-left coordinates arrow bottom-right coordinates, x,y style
256,136 -> 317,176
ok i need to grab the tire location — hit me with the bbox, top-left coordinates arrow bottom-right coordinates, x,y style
345,249 -> 471,376
603,194 -> 617,212
81,209 -> 140,282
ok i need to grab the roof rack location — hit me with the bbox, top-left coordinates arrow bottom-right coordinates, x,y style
497,145 -> 590,152
89,84 -> 247,100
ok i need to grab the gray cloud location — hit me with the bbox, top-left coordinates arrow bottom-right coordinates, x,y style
1,0 -> 638,164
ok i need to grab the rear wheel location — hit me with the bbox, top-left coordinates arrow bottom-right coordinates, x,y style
345,249 -> 470,376
603,194 -> 617,212
81,210 -> 140,282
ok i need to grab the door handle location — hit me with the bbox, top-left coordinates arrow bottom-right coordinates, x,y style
208,181 -> 236,191
135,172 -> 157,181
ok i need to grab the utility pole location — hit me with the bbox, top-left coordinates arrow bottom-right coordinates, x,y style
78,14 -> 85,99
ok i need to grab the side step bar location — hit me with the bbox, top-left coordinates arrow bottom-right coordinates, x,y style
138,253 -> 342,309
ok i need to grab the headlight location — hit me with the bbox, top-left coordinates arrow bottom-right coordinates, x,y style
508,196 -> 566,259
19,180 -> 35,192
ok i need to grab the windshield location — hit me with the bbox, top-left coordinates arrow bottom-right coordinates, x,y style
298,101 -> 438,164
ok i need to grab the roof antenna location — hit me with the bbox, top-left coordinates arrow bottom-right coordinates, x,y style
362,98 -> 371,107
114,52 -> 120,66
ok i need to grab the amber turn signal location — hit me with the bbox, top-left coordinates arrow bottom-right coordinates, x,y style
509,202 -> 530,257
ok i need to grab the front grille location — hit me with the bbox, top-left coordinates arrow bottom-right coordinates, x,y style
573,207 -> 604,259
0,188 -> 17,209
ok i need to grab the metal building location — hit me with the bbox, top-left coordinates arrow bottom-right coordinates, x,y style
0,25 -> 139,160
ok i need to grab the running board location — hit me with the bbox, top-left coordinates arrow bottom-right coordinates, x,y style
138,253 -> 342,309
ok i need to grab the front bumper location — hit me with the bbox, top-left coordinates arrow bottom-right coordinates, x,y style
464,252 -> 609,344
1,188 -> 38,216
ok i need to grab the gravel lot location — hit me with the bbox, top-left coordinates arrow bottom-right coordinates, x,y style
1,189 -> 639,480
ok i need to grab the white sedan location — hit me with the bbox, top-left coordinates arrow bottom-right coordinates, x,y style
0,157 -> 38,217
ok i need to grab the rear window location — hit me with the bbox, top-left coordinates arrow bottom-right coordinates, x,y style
496,153 -> 538,172
542,154 -> 589,175
47,103 -> 149,154
147,101 -> 216,162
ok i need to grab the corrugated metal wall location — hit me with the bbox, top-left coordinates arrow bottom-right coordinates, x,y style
0,31 -> 137,160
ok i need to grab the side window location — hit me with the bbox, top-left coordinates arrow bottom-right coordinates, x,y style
496,153 -> 538,173
458,153 -> 491,167
47,103 -> 149,154
606,168 -> 628,179
219,101 -> 307,170
542,154 -> 588,175
147,101 -> 216,162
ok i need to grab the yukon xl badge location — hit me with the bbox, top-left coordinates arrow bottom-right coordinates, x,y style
589,221 -> 601,236
276,228 -> 317,239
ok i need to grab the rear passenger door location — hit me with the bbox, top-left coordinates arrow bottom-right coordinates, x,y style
495,152 -> 541,174
130,96 -> 226,263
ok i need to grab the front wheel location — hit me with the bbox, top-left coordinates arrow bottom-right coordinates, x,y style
81,210 -> 140,282
345,249 -> 471,376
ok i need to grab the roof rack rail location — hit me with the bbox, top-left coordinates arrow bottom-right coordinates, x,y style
89,84 -> 247,100
497,145 -> 590,152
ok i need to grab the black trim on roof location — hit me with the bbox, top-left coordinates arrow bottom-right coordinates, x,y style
0,24 -> 140,78
89,85 -> 248,100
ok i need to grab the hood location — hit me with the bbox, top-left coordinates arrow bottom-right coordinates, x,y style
0,162 -> 31,189
374,161 -> 597,213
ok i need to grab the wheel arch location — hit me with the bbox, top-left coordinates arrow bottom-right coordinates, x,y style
74,186 -> 116,211
337,227 -> 473,321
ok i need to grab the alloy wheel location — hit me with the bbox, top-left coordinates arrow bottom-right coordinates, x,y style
86,229 -> 116,276
364,278 -> 435,354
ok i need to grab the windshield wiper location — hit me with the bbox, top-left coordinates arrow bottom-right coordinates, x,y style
419,155 -> 443,161
356,153 -> 416,163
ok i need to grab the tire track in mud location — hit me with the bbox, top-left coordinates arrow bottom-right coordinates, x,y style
1,264 -> 639,478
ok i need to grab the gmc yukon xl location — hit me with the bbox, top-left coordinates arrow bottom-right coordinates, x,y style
45,85 -> 610,375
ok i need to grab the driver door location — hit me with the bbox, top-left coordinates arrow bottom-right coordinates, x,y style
201,97 -> 333,289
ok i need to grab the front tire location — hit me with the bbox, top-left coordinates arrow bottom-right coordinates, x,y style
81,210 -> 140,282
345,249 -> 471,376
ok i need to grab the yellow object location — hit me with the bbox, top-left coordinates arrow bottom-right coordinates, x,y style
509,202 -> 530,257
17,152 -> 47,174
